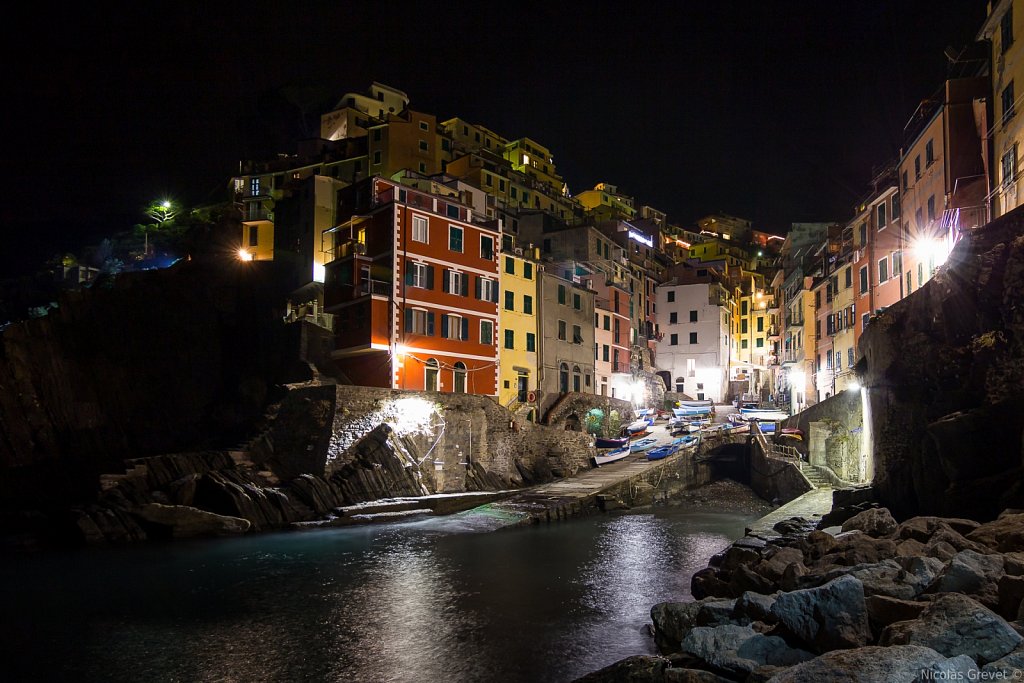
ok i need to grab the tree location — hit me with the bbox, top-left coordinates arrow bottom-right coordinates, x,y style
138,199 -> 183,257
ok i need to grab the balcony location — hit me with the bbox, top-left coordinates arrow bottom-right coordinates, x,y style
612,361 -> 631,374
359,279 -> 392,296
241,205 -> 273,222
332,240 -> 369,260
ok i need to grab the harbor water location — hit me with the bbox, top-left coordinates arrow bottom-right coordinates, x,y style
4,505 -> 756,682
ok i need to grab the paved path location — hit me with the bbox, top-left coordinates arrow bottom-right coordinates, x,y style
744,487 -> 834,538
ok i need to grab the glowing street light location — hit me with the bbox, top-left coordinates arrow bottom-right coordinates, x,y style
238,248 -> 254,261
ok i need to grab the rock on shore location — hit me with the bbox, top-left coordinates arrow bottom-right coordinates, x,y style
576,507 -> 1024,682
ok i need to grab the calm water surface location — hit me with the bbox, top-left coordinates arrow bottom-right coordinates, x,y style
4,507 -> 752,682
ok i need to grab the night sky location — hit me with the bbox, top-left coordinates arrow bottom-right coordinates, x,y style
1,1 -> 987,276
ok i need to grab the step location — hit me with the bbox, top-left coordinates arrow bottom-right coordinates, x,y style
336,500 -> 430,516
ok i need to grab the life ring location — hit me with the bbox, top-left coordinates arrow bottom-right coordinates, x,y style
527,391 -> 537,403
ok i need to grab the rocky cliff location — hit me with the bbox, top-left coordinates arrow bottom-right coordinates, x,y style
859,208 -> 1024,520
0,257 -> 309,516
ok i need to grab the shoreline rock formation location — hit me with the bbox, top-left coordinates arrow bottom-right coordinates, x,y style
577,506 -> 1024,682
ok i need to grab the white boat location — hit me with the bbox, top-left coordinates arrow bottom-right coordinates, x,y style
738,408 -> 789,422
626,419 -> 650,434
592,446 -> 630,466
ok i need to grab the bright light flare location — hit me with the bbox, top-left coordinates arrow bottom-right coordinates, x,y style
387,396 -> 440,435
238,248 -> 254,261
911,236 -> 951,268
847,380 -> 861,391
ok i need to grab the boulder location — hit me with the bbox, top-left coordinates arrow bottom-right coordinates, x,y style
652,601 -> 725,654
925,550 -> 1005,610
663,669 -> 733,683
774,517 -> 818,536
695,600 -> 738,628
926,528 -> 992,555
927,541 -> 958,562
895,538 -> 927,558
691,567 -> 733,600
770,574 -> 871,652
719,544 -> 763,571
571,654 -> 670,683
879,593 -> 1022,665
1003,552 -> 1024,576
897,556 -> 947,594
733,591 -> 778,625
680,624 -> 815,676
133,503 -> 250,538
980,646 -> 1024,678
816,530 -> 898,567
865,595 -> 929,628
779,562 -> 810,592
841,507 -> 898,538
897,517 -> 979,544
754,546 -> 805,583
728,564 -> 777,596
766,645 -> 968,683
800,530 -> 837,561
968,513 -> 1024,553
998,575 -> 1024,620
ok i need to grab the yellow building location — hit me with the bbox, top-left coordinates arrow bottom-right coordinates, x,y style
733,274 -> 772,395
498,249 -> 540,413
831,260 -> 857,393
575,182 -> 637,220
980,0 -> 1024,218
503,137 -> 564,195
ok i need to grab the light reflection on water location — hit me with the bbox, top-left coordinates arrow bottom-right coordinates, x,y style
3,508 -> 752,683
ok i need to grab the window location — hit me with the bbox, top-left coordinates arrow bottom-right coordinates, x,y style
557,285 -> 566,305
558,320 -> 567,340
925,139 -> 935,167
741,320 -> 748,334
248,225 -> 259,247
916,208 -> 924,228
859,222 -> 867,245
418,140 -> 429,153
670,312 -> 678,324
573,293 -> 581,310
892,193 -> 901,220
572,325 -> 583,344
689,332 -> 698,344
757,317 -> 764,332
405,308 -> 433,335
523,295 -> 533,314
741,300 -> 748,315
424,359 -> 439,391
480,320 -> 493,345
862,313 -> 871,331
902,170 -> 909,192
250,177 -> 261,196
373,151 -> 382,165
927,195 -> 936,222
892,251 -> 902,274
848,348 -> 855,368
480,235 -> 494,260
504,291 -> 514,310
670,334 -> 678,345
1005,82 -> 1017,124
859,266 -> 869,294
741,339 -> 748,349
573,366 -> 581,392
453,362 -> 466,393
878,257 -> 889,283
756,338 -> 764,348
914,155 -> 921,179
444,269 -> 467,296
603,315 -> 610,330
667,290 -> 675,302
1002,5 -> 1014,53
523,262 -> 533,280
477,277 -> 497,302
602,344 -> 610,361
559,363 -> 569,393
449,226 -> 463,252
906,270 -> 912,294
689,310 -> 698,322
877,202 -> 886,228
505,256 -> 515,274
1002,146 -> 1017,188
412,215 -> 428,243
442,314 -> 466,340
525,332 -> 536,352
408,262 -> 432,289
504,329 -> 514,349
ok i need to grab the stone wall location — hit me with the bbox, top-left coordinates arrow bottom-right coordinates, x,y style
542,392 -> 635,433
859,206 -> 1024,520
324,385 -> 596,493
749,433 -> 813,504
783,390 -> 864,483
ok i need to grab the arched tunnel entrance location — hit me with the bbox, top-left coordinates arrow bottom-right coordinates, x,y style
699,439 -> 751,484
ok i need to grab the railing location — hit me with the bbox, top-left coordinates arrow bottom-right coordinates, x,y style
241,206 -> 272,222
360,279 -> 391,296
612,361 -> 630,373
332,240 -> 368,260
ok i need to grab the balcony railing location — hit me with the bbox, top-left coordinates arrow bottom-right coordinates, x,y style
332,240 -> 369,260
359,279 -> 392,296
241,205 -> 273,222
612,361 -> 631,373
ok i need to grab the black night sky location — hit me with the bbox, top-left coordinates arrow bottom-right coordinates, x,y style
1,1 -> 987,276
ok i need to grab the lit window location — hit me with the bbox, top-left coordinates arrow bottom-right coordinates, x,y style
412,215 -> 428,243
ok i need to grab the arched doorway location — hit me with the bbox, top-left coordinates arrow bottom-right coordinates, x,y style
425,358 -> 439,392
453,362 -> 467,393
559,363 -> 569,394
572,365 -> 582,393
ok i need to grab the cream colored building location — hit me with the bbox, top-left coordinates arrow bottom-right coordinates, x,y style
981,0 -> 1024,218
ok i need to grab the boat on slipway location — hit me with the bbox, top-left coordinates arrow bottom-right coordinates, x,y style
594,436 -> 628,449
591,446 -> 631,467
629,437 -> 659,453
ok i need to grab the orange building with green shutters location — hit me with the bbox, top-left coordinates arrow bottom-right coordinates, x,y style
324,178 -> 499,395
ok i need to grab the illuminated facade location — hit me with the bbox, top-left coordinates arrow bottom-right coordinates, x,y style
324,178 -> 499,395
980,0 -> 1024,218
498,249 -> 540,410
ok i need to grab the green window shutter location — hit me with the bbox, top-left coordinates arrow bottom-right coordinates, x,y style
441,314 -> 449,338
442,269 -> 450,293
405,308 -> 412,332
427,312 -> 435,336
475,276 -> 482,300
461,317 -> 469,340
460,274 -> 469,297
426,266 -> 434,290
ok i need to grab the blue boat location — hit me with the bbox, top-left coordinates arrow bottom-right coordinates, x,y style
647,444 -> 679,461
629,437 -> 659,453
673,406 -> 713,418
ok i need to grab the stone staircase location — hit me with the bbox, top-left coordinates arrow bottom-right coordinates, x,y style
799,463 -> 832,489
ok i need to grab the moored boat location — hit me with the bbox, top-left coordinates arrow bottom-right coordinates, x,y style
626,419 -> 650,435
738,408 -> 790,422
595,436 -> 628,449
592,446 -> 631,466
629,437 -> 659,453
646,444 -> 679,461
